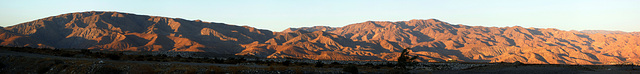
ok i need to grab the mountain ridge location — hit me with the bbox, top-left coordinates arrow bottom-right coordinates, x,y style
1,11 -> 274,53
286,18 -> 640,64
1,11 -> 638,64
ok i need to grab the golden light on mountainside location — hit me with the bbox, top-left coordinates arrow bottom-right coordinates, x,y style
1,11 -> 639,65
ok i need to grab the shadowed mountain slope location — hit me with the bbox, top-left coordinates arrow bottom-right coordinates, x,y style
238,30 -> 407,61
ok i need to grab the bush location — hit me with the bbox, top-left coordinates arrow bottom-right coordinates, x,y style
37,66 -> 51,74
397,48 -> 418,69
81,49 -> 91,54
282,60 -> 291,66
373,65 -> 381,69
384,62 -> 395,67
296,61 -> 310,66
176,55 -> 182,58
315,61 -> 324,67
342,64 -> 359,74
107,54 -> 121,60
61,53 -> 74,57
95,65 -> 123,74
331,62 -> 340,65
0,62 -> 5,68
364,63 -> 374,66
514,61 -> 523,65
213,58 -> 224,63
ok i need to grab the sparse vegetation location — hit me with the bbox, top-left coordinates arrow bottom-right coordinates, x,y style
95,65 -> 123,74
0,46 -> 401,73
315,61 -> 324,67
282,60 -> 291,66
342,64 -> 359,74
0,46 -> 261,65
7,46 -> 626,74
397,48 -> 418,69
513,61 -> 523,65
0,62 -> 5,69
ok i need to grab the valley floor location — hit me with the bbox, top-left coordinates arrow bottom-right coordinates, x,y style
1,48 -> 638,74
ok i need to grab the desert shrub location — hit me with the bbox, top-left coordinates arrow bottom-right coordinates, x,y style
386,69 -> 410,74
397,48 -> 418,69
134,55 -> 146,61
60,52 -> 74,57
37,66 -> 51,74
53,59 -> 65,64
0,62 -> 5,68
514,61 -> 523,65
315,61 -> 324,67
238,57 -> 246,61
52,48 -> 61,52
282,60 -> 291,66
264,65 -> 288,71
331,62 -> 340,65
81,49 -> 91,54
159,54 -> 168,57
132,65 -> 157,74
58,64 -> 70,70
208,66 -> 225,74
384,62 -> 395,67
373,65 -> 381,69
213,58 -> 224,63
295,61 -> 310,66
168,65 -> 199,74
227,66 -> 249,73
364,63 -> 374,66
268,66 -> 275,71
274,66 -> 288,71
107,54 -> 121,60
225,58 -> 245,64
342,64 -> 359,74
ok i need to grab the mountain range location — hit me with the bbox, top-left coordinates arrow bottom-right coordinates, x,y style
1,11 -> 638,64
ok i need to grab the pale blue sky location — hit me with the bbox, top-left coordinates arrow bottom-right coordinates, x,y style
1,0 -> 638,32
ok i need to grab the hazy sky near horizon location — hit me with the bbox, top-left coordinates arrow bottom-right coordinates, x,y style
1,0 -> 638,32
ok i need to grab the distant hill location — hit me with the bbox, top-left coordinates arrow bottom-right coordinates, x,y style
578,30 -> 628,34
0,11 -> 274,53
284,19 -> 640,64
1,11 -> 639,64
281,26 -> 336,33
